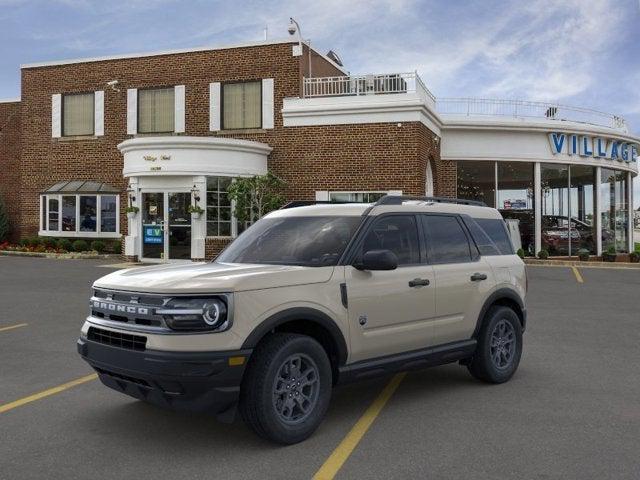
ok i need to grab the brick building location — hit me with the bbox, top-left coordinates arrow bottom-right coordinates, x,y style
0,38 -> 638,261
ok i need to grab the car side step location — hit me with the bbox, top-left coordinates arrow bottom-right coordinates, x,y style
337,339 -> 477,384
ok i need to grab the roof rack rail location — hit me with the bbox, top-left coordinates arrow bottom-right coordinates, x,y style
280,200 -> 356,209
374,195 -> 487,207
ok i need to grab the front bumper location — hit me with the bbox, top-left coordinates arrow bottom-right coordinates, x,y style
77,337 -> 252,420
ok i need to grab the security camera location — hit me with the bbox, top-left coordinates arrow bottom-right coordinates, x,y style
287,23 -> 297,35
106,80 -> 120,92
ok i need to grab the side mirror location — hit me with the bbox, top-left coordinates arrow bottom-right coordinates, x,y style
355,249 -> 398,271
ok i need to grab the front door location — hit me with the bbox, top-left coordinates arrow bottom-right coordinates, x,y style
345,214 -> 436,363
141,192 -> 192,262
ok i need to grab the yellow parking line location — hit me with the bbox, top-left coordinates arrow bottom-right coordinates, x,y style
0,374 -> 97,414
0,323 -> 28,333
571,266 -> 584,283
313,372 -> 406,480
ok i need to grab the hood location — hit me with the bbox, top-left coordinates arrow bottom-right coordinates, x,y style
93,262 -> 336,294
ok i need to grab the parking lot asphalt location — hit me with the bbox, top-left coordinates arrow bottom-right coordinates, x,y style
1,257 -> 639,479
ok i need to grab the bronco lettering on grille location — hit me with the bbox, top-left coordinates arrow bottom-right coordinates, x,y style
92,300 -> 149,315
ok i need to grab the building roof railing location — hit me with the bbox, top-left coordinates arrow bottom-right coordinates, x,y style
301,73 -> 628,132
302,72 -> 436,104
436,97 -> 628,132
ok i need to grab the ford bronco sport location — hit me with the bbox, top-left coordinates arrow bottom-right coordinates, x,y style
78,195 -> 526,444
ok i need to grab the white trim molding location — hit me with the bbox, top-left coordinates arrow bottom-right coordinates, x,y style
119,136 -> 271,177
283,94 -> 442,135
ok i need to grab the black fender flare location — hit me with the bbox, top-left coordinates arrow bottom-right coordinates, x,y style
473,288 -> 526,337
241,307 -> 349,366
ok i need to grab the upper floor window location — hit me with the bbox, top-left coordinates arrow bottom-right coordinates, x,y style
223,81 -> 261,130
138,87 -> 175,133
62,92 -> 95,136
329,192 -> 388,203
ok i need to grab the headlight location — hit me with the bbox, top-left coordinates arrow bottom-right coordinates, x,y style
157,297 -> 230,332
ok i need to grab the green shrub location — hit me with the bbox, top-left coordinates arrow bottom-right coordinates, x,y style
111,239 -> 122,254
27,236 -> 41,247
72,239 -> 89,252
19,238 -> 29,247
90,240 -> 106,253
57,238 -> 73,252
629,251 -> 640,263
606,245 -> 616,254
516,248 -> 525,259
537,249 -> 549,260
40,237 -> 57,249
577,248 -> 590,261
0,195 -> 9,242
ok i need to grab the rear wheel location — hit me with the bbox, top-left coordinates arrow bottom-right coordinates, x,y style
239,333 -> 332,444
468,306 -> 522,383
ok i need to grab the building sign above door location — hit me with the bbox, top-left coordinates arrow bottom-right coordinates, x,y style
548,132 -> 638,163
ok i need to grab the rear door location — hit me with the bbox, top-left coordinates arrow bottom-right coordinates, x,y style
345,214 -> 436,362
421,214 -> 495,345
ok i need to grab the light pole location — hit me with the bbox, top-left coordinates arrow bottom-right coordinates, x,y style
288,17 -> 312,79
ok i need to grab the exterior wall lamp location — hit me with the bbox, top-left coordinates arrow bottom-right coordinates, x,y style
126,185 -> 136,204
191,184 -> 201,204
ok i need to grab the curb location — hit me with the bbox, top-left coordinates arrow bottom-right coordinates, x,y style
0,250 -> 120,260
524,259 -> 640,269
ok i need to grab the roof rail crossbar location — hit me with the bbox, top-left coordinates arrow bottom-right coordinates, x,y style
374,195 -> 487,207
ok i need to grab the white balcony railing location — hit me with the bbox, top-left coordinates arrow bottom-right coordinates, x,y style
303,72 -> 436,104
301,74 -> 628,131
436,97 -> 628,131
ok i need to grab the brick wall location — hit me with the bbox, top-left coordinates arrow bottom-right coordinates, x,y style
0,101 -> 21,241
14,41 -> 449,261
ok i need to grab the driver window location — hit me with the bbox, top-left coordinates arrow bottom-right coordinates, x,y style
361,215 -> 420,265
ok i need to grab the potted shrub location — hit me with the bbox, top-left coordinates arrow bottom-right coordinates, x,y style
577,248 -> 590,262
603,245 -> 617,262
629,251 -> 640,263
125,206 -> 139,220
187,205 -> 204,219
537,249 -> 549,260
516,248 -> 525,259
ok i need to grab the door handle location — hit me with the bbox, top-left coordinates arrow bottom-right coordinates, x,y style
470,273 -> 488,282
408,278 -> 430,287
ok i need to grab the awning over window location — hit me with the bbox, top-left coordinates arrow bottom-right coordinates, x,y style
42,180 -> 120,194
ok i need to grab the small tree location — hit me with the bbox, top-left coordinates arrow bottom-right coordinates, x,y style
0,194 -> 9,242
227,173 -> 286,224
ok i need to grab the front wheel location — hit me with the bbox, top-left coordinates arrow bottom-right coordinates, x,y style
239,333 -> 332,444
467,306 -> 523,383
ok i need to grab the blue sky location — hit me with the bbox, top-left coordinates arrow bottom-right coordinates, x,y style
1,0 -> 639,197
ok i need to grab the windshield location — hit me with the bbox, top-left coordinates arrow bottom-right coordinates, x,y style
216,216 -> 362,266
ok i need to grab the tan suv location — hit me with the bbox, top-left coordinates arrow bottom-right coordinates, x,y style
78,195 -> 526,444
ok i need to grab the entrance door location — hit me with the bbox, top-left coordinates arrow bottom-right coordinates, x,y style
141,192 -> 192,262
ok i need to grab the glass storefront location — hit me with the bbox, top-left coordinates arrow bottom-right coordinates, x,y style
601,168 -> 629,253
456,161 -> 495,207
457,160 -> 630,256
498,162 -> 535,254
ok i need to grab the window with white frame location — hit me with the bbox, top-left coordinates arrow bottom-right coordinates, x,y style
62,92 -> 95,136
138,87 -> 175,133
40,194 -> 120,237
222,81 -> 262,130
205,176 -> 254,237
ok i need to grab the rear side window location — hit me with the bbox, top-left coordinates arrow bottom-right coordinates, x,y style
360,215 -> 420,265
463,218 -> 501,256
422,215 -> 472,264
475,218 -> 514,255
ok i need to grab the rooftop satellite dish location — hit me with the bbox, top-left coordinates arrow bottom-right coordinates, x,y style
326,50 -> 344,67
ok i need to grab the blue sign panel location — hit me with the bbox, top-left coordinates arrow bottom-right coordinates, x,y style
144,226 -> 163,244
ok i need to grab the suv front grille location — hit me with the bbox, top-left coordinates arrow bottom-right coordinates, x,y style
88,326 -> 147,351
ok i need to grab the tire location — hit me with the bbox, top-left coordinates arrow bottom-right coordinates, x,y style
467,306 -> 523,384
239,333 -> 332,444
